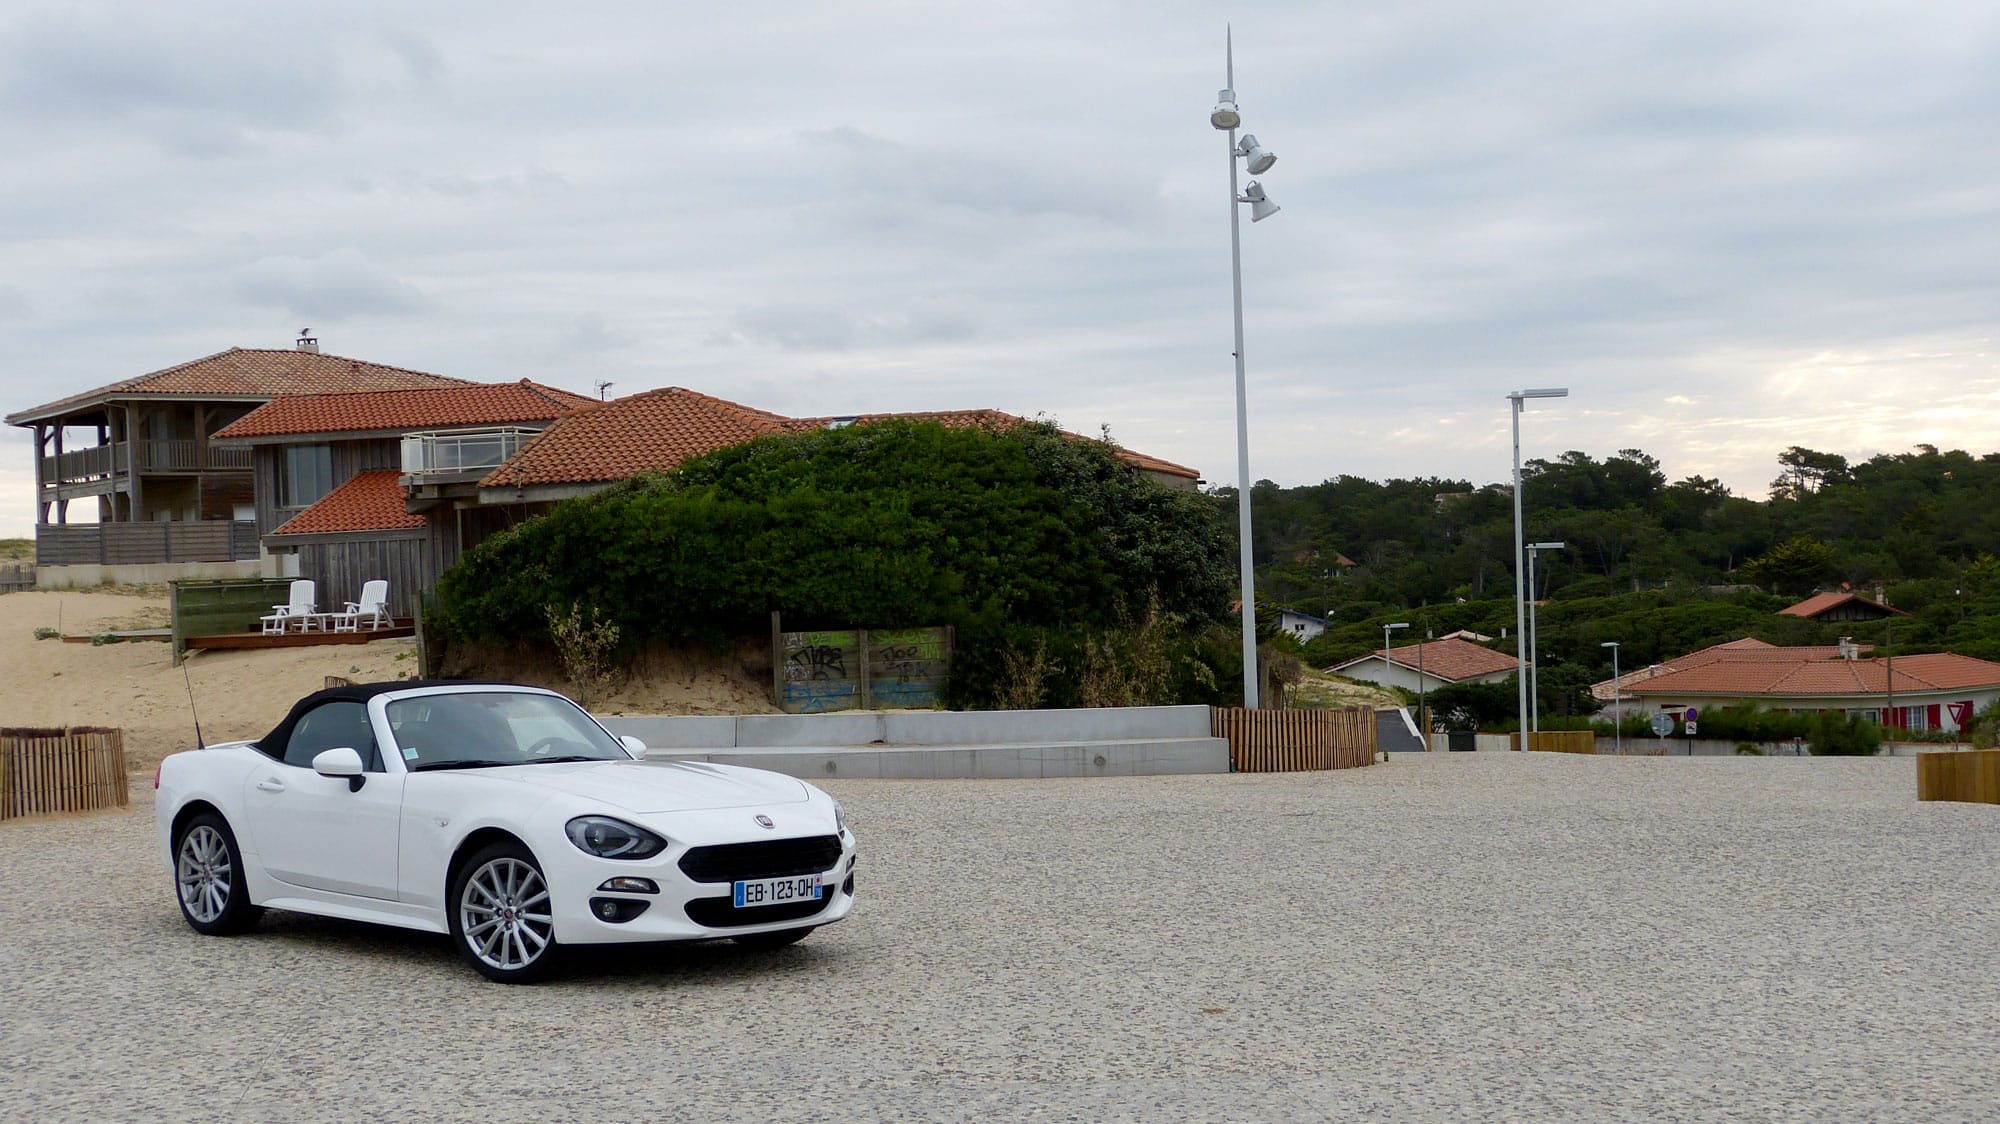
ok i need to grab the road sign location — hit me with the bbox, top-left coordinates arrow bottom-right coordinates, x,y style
1650,712 -> 1674,737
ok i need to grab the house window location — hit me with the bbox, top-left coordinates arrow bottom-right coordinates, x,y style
280,444 -> 333,509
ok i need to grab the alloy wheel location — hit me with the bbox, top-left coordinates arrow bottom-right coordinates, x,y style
177,824 -> 234,924
459,856 -> 553,972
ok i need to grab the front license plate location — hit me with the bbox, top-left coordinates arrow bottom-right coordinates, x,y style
733,873 -> 824,909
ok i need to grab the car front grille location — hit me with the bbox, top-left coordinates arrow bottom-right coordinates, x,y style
678,835 -> 843,883
685,891 -> 838,929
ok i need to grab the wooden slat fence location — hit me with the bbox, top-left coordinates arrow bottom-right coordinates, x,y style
1916,749 -> 2000,805
1514,731 -> 1598,754
1213,706 -> 1377,772
0,727 -> 128,819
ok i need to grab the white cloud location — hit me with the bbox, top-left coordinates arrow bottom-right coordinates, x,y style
1,0 -> 1999,540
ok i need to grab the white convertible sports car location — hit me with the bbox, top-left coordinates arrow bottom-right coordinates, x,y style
155,681 -> 857,982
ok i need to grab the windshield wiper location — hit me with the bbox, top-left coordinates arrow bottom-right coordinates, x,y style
409,759 -> 509,772
520,755 -> 602,765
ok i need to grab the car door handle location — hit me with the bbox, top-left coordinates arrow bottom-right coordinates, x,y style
255,778 -> 286,793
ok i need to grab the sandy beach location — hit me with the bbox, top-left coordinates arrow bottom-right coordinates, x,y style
0,588 -> 421,774
0,586 -> 782,775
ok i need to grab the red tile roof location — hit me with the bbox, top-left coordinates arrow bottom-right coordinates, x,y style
480,390 -> 1201,490
1778,592 -> 1909,619
1622,650 -> 2000,697
479,388 -> 805,488
1325,636 -> 1519,682
270,470 -> 426,536
1591,638 -> 1862,700
212,380 -> 597,441
6,348 -> 473,426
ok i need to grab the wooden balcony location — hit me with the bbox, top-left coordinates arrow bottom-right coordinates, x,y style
39,441 -> 253,487
35,521 -> 261,566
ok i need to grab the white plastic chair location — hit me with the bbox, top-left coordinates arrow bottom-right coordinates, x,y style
330,580 -> 391,633
260,580 -> 318,634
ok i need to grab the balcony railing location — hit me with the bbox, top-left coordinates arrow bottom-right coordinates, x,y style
400,428 -> 534,477
39,441 -> 252,486
35,520 -> 261,565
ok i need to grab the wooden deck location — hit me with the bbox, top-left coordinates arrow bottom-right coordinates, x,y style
184,621 -> 415,652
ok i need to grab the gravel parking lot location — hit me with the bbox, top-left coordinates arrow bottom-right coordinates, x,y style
3,753 -> 1997,1122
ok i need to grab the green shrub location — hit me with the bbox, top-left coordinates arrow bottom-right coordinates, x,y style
1808,711 -> 1884,756
438,420 -> 1237,708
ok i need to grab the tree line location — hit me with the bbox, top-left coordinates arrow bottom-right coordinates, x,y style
1238,443 -> 2000,718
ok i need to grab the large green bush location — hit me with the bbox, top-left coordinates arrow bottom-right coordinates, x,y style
437,419 -> 1237,705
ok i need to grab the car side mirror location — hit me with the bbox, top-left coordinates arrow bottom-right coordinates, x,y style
618,735 -> 648,758
313,746 -> 367,792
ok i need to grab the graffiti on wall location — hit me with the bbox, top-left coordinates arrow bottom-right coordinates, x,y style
777,626 -> 950,713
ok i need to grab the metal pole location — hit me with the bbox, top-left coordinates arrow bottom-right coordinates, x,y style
1418,631 -> 1428,751
1224,98 -> 1256,708
1511,397 -> 1527,747
1611,646 -> 1621,753
1527,546 -> 1541,733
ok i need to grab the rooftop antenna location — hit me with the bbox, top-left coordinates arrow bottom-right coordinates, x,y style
595,381 -> 613,400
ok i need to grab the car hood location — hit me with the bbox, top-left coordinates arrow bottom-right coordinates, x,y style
496,759 -> 813,814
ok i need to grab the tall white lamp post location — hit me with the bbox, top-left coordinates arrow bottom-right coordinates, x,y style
1507,388 -> 1567,745
1525,540 -> 1564,732
1601,641 -> 1622,753
1383,622 -> 1409,756
1213,30 -> 1282,709
1382,621 -> 1409,672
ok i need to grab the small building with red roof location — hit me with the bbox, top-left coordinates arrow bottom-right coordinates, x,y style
1777,592 -> 1908,624
1589,637 -> 2000,733
1325,636 -> 1520,694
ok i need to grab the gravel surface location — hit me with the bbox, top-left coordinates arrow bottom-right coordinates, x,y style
3,753 -> 1997,1122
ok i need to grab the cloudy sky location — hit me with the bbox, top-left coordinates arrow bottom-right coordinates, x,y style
4,1 -> 1998,537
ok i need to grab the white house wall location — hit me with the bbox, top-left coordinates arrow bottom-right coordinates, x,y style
1340,656 -> 1512,694
1632,687 -> 2000,732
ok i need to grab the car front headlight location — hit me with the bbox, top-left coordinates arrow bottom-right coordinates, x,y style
832,798 -> 847,835
565,815 -> 667,860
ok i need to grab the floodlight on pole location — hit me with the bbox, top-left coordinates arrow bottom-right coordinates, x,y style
1215,25 -> 1285,709
1508,387 -> 1568,746
1525,540 -> 1564,733
1238,135 -> 1277,175
1601,641 -> 1622,753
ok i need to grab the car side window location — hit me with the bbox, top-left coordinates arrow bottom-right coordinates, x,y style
281,701 -> 383,772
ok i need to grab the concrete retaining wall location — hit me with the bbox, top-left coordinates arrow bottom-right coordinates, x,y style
598,705 -> 1230,780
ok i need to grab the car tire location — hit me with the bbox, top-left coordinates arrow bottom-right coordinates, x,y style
173,812 -> 263,936
450,840 -> 560,984
732,926 -> 816,952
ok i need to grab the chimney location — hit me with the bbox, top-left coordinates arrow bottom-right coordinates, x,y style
296,328 -> 319,354
1838,636 -> 1857,660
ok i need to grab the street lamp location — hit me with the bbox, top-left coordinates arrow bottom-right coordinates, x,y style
1525,540 -> 1564,732
1382,621 -> 1410,670
1600,641 -> 1621,754
1215,27 -> 1283,709
1508,387 -> 1567,745
1384,622 -> 1409,755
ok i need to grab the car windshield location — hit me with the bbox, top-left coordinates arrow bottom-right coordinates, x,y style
387,691 -> 629,771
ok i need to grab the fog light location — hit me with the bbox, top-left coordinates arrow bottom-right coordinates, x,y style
588,897 -> 651,924
597,877 -> 659,894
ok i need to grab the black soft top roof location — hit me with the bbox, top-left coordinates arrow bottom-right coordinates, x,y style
254,680 -> 546,751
